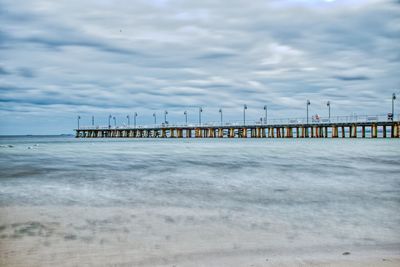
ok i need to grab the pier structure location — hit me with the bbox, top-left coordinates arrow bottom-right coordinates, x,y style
76,115 -> 400,139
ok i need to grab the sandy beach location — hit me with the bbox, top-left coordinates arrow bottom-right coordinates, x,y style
1,206 -> 399,267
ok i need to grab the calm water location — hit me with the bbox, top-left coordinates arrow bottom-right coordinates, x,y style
0,136 -> 400,255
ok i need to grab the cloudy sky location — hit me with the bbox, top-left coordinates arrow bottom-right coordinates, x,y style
0,0 -> 399,134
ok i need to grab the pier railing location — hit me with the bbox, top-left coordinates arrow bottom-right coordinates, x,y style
78,114 -> 398,130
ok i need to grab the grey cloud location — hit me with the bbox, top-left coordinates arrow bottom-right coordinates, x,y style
0,66 -> 11,75
0,0 -> 399,134
333,75 -> 370,81
196,52 -> 238,60
17,67 -> 36,78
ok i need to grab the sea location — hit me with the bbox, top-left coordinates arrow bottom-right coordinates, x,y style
0,136 -> 399,266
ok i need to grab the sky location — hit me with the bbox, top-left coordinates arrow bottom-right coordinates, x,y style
0,0 -> 399,134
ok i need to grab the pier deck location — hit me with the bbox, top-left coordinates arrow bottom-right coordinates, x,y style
76,120 -> 400,138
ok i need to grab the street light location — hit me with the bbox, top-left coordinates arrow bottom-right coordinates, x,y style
263,105 -> 267,125
92,115 -> 94,126
243,104 -> 247,125
199,107 -> 203,126
327,101 -> 331,121
108,114 -> 112,128
392,93 -> 396,118
153,113 -> 156,125
77,115 -> 81,129
306,100 -> 311,124
219,108 -> 223,126
126,115 -> 130,126
164,110 -> 168,124
134,112 -> 137,128
184,111 -> 188,125
113,116 -> 116,127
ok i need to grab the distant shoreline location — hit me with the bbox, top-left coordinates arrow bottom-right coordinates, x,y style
0,134 -> 74,137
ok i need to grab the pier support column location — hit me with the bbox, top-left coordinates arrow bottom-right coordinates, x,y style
169,129 -> 175,138
276,128 -> 281,138
341,126 -> 345,138
383,125 -> 387,138
285,127 -> 290,138
195,128 -> 201,138
351,124 -> 357,138
242,128 -> 247,138
362,126 -> 365,138
305,127 -> 310,138
185,129 -> 191,138
218,128 -> 223,138
177,129 -> 183,138
289,127 -> 293,138
372,124 -> 377,138
209,128 -> 215,138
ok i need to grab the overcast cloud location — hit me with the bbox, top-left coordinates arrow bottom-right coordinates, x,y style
0,0 -> 399,134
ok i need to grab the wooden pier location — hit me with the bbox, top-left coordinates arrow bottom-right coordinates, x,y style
76,121 -> 400,138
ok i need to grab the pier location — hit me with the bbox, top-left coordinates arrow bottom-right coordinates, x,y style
76,115 -> 400,139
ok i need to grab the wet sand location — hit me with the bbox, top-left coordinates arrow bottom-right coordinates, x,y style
1,206 -> 399,267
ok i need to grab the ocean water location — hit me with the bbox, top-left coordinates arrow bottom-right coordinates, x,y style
0,136 -> 399,265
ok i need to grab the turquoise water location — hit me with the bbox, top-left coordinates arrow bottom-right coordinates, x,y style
0,136 -> 399,253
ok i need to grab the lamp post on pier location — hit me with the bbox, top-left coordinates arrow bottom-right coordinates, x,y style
77,116 -> 81,130
306,100 -> 311,124
92,116 -> 94,126
219,108 -> 223,126
263,105 -> 267,125
134,112 -> 137,128
127,115 -> 130,126
153,113 -> 156,125
243,104 -> 247,126
199,107 -> 203,126
108,114 -> 112,129
392,93 -> 396,118
327,101 -> 331,121
164,110 -> 168,124
184,111 -> 188,125
113,116 -> 116,127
